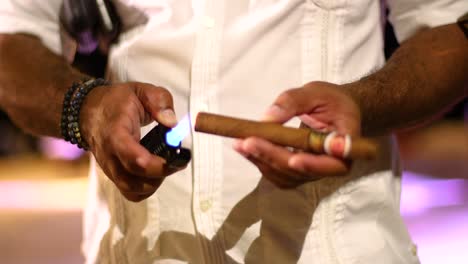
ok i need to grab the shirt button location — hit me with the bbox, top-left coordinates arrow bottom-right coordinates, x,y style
200,199 -> 212,212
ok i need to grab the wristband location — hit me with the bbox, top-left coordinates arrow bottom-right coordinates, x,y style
61,78 -> 109,150
60,81 -> 80,142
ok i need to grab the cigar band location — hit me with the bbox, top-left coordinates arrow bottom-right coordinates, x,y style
323,132 -> 351,158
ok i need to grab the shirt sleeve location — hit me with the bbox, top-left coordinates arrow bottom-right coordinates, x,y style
0,0 -> 62,54
386,0 -> 468,43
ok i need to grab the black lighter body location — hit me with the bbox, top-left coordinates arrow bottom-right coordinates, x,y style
140,124 -> 191,169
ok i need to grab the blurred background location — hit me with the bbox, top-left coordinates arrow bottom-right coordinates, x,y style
0,10 -> 467,264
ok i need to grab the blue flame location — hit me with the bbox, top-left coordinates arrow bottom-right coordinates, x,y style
166,115 -> 191,147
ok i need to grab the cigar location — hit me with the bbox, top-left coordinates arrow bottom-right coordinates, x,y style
194,112 -> 377,160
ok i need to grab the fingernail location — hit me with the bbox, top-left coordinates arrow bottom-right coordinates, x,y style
136,156 -> 148,168
159,109 -> 177,127
262,105 -> 286,121
232,139 -> 243,151
288,157 -> 306,172
250,151 -> 260,158
244,145 -> 260,158
232,140 -> 251,158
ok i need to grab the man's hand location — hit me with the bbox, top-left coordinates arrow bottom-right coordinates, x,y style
80,82 -> 182,202
0,34 -> 184,202
233,81 -> 361,188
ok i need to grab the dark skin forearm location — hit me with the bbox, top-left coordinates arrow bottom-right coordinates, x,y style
234,23 -> 468,185
0,33 -> 182,202
345,23 -> 468,137
0,33 -> 86,137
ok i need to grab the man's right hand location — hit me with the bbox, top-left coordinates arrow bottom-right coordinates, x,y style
0,34 -> 182,202
80,82 -> 182,202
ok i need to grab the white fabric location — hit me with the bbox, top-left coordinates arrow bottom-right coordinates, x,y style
386,0 -> 467,42
0,0 -> 464,263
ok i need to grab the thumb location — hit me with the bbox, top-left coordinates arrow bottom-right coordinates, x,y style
134,83 -> 177,127
262,82 -> 335,123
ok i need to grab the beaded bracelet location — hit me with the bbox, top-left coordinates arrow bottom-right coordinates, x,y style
60,78 -> 109,150
60,81 -> 80,142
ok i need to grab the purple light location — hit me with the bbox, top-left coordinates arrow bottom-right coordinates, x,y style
401,171 -> 468,263
77,31 -> 99,54
401,171 -> 466,215
39,137 -> 84,160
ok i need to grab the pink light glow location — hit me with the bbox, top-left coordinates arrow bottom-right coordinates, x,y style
0,179 -> 87,211
401,171 -> 468,263
403,205 -> 468,263
400,171 -> 467,216
39,137 -> 84,160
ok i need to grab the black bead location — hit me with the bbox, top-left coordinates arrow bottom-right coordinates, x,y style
60,78 -> 109,148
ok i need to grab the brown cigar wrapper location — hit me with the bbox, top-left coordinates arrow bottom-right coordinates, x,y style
194,112 -> 377,160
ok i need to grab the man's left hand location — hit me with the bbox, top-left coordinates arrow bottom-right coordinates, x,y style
233,81 -> 361,188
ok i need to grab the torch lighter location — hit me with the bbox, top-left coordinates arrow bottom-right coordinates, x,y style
194,112 -> 378,160
140,123 -> 191,169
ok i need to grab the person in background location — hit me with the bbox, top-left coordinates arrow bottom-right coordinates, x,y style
0,1 -> 465,263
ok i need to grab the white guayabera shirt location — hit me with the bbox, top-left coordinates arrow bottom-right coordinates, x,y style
0,0 -> 464,263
